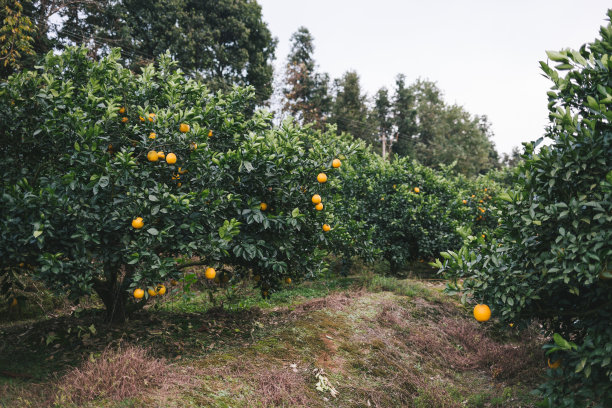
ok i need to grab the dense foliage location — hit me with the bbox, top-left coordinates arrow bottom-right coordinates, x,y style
0,48 -> 346,321
17,0 -> 276,105
437,12 -> 612,407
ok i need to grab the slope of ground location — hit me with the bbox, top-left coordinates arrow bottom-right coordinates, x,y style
0,273 -> 545,407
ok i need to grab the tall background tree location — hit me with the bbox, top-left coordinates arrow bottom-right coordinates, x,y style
392,78 -> 499,175
0,0 -> 36,78
392,74 -> 417,158
282,26 -> 331,128
16,0 -> 277,105
370,87 -> 393,157
330,70 -> 371,144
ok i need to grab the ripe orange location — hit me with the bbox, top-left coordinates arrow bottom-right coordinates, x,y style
156,284 -> 166,295
471,194 -> 475,198
147,150 -> 159,162
149,132 -> 156,139
148,113 -> 156,122
547,358 -> 561,369
190,142 -> 198,150
119,107 -> 126,114
179,123 -> 190,133
11,298 -> 18,307
208,130 -> 213,137
317,173 -> 327,183
121,117 -> 128,123
322,224 -> 331,232
133,288 -> 144,299
260,202 -> 268,211
205,267 -> 216,280
139,116 -> 145,122
166,153 -> 177,164
315,203 -> 323,211
157,151 -> 165,159
414,187 -> 420,193
131,217 -> 144,229
462,199 -> 467,204
285,277 -> 292,284
312,194 -> 322,204
473,304 -> 491,322
482,234 -> 486,239
332,158 -> 341,168
148,288 -> 157,297
19,262 -> 24,267
178,167 -> 188,174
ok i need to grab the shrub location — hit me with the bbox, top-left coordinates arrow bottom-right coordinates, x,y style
437,11 -> 612,407
0,48 -> 347,321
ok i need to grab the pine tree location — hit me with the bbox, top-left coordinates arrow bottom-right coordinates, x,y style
330,70 -> 372,143
283,26 -> 331,128
371,87 -> 394,157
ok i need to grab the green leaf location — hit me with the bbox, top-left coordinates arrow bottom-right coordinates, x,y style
74,141 -> 80,151
553,333 -> 571,349
546,50 -> 568,62
147,228 -> 159,236
586,95 -> 599,110
291,208 -> 300,218
33,230 -> 43,238
575,357 -> 587,373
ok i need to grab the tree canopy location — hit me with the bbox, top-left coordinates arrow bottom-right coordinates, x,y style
18,0 -> 277,104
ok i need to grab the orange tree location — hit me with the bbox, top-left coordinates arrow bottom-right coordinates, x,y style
324,147 -> 465,274
451,169 -> 509,239
437,12 -> 612,406
0,47 -> 345,321
299,127 -> 379,274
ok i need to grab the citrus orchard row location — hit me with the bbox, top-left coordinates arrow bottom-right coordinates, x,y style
437,14 -> 612,405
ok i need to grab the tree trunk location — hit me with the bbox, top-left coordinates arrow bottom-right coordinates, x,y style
389,259 -> 400,276
94,278 -> 128,324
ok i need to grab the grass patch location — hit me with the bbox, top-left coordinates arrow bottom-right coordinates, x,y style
1,272 -> 546,407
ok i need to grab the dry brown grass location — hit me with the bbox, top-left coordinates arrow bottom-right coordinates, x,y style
406,311 -> 544,381
53,344 -> 185,406
255,367 -> 311,407
204,356 -> 313,407
289,291 -> 358,316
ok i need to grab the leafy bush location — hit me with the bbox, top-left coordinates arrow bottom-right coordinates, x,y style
437,11 -> 612,407
0,48 -> 346,321
329,150 -> 465,274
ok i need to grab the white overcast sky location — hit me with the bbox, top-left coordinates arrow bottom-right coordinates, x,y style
257,0 -> 610,154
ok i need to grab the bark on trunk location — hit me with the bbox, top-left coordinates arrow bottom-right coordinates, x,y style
94,279 -> 128,324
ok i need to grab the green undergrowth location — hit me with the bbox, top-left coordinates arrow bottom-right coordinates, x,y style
1,272 -> 546,407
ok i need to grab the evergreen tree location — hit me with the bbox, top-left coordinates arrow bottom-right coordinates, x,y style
371,87 -> 394,157
392,74 -> 417,157
330,70 -> 371,143
283,26 -> 331,128
20,0 -> 277,105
